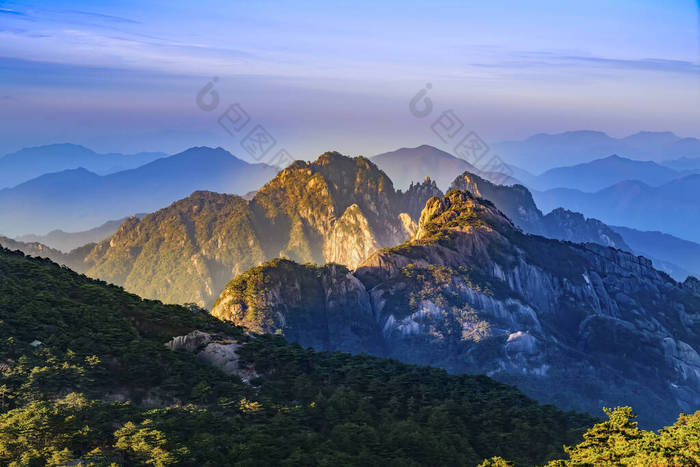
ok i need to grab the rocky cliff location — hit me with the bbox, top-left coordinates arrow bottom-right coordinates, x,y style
0,246 -> 595,466
212,190 -> 700,427
450,170 -> 630,250
81,152 -> 639,308
84,153 -> 422,307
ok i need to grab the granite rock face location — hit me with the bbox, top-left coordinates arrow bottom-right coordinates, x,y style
164,330 -> 259,382
78,154 -> 633,308
212,259 -> 383,355
212,190 -> 700,427
84,153 -> 421,307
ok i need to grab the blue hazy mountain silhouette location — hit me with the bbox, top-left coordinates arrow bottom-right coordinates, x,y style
0,146 -> 279,236
495,130 -> 700,171
0,143 -> 166,188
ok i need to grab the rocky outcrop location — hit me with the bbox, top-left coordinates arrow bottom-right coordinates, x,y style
85,153 -> 419,307
164,330 -> 259,382
212,190 -> 700,427
81,153 -> 636,308
542,208 -> 629,250
398,177 -> 444,221
324,204 -> 381,268
212,259 -> 383,354
450,170 -> 631,250
450,171 -> 545,235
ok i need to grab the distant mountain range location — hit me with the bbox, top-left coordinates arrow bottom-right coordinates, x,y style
448,169 -> 700,281
0,235 -> 92,272
8,145 -> 698,306
664,156 -> 700,172
65,151 -> 648,308
0,143 -> 166,188
533,174 -> 700,244
0,146 -> 278,236
372,145 -> 519,191
372,145 -> 478,191
448,171 -> 630,250
15,214 -> 147,252
611,226 -> 700,281
526,154 -> 683,192
494,130 -> 700,171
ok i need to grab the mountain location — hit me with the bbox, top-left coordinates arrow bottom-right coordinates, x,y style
663,156 -> 700,172
372,145 -> 480,191
213,190 -> 700,428
0,235 -> 93,272
83,153 -> 438,307
448,170 -> 698,280
81,152 -> 631,309
0,246 -> 598,466
612,226 -> 700,281
494,130 -> 700,171
0,143 -> 166,188
532,154 -> 681,192
449,171 -> 630,250
533,174 -> 700,243
372,145 -> 518,191
0,146 -> 279,237
15,214 -> 147,252
82,152 -> 639,309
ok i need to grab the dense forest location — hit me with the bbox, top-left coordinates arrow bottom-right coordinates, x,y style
0,247 -> 697,465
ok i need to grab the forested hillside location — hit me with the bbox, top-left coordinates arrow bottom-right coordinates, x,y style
213,190 -> 700,428
0,247 -> 596,466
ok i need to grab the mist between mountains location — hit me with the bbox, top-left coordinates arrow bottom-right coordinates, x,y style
409,83 -> 513,185
196,77 -> 295,168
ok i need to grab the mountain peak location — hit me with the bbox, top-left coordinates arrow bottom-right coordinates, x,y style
415,189 -> 513,241
371,145 -> 476,191
14,142 -> 95,154
526,130 -> 610,143
178,145 -> 232,158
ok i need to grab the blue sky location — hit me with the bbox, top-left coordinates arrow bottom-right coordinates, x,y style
0,0 -> 698,162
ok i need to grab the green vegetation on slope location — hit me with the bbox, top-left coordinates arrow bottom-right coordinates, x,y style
85,191 -> 264,307
487,406 -> 699,466
1,247 -> 598,465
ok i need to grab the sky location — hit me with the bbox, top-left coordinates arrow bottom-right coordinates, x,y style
0,0 -> 699,163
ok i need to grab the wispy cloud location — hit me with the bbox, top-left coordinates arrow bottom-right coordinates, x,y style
60,9 -> 139,25
472,50 -> 700,76
0,7 -> 27,16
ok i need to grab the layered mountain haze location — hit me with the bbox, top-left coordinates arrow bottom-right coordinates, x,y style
0,146 -> 278,237
16,214 -> 147,252
449,171 -> 630,250
443,170 -> 698,279
213,190 -> 700,427
0,235 -> 93,273
530,154 -> 682,192
82,153 -> 438,307
534,174 -> 700,243
0,143 -> 166,189
495,130 -> 700,170
611,226 -> 700,281
664,156 -> 700,172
